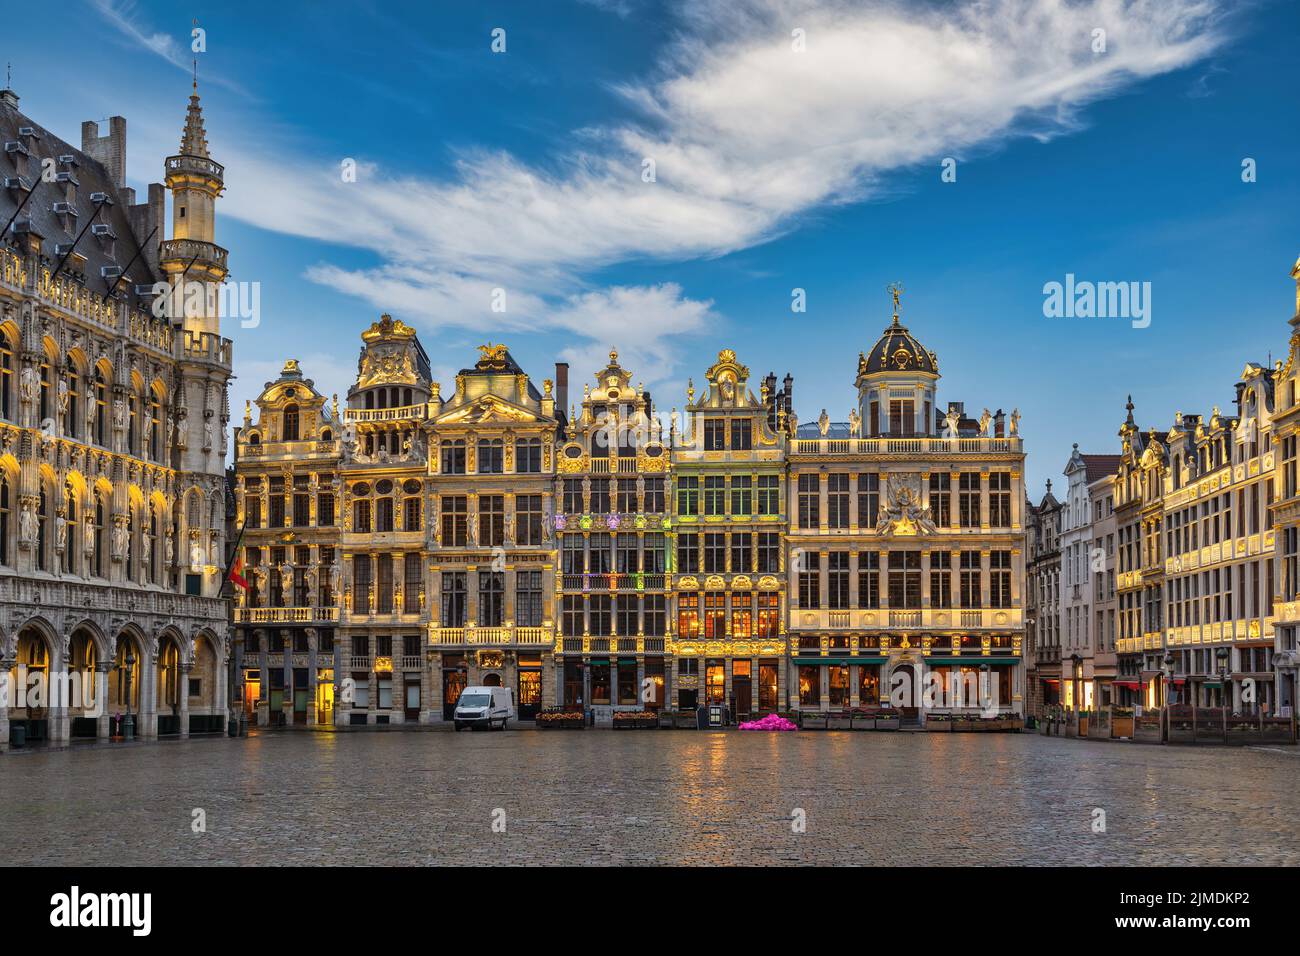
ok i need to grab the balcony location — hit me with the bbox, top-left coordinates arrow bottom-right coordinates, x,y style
559,572 -> 668,592
792,436 -> 1022,457
429,625 -> 553,646
345,404 -> 428,423
160,237 -> 228,273
235,606 -> 341,625
790,607 -> 1023,632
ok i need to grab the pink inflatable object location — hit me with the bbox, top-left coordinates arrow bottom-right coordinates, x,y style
738,714 -> 798,732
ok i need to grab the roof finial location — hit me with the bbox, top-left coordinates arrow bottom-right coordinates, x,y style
887,281 -> 904,327
192,19 -> 199,91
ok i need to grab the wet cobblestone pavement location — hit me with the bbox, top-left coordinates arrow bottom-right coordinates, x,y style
3,731 -> 1298,865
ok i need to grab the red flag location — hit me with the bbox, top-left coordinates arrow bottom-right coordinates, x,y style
228,553 -> 249,591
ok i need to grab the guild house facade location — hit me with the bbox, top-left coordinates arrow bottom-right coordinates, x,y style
234,289 -> 1027,724
786,292 -> 1026,722
0,82 -> 233,751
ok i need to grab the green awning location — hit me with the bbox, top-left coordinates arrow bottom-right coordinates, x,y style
924,657 -> 1020,665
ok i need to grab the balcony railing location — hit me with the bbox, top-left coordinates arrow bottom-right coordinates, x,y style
559,572 -> 668,591
429,626 -> 552,646
793,436 -> 1022,456
235,606 -> 341,624
344,404 -> 428,423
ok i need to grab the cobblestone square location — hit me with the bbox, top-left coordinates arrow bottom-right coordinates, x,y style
3,732 -> 1298,866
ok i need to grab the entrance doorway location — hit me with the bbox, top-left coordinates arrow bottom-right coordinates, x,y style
442,669 -> 466,721
316,671 -> 334,726
483,672 -> 502,687
404,680 -> 420,721
518,669 -> 542,720
892,664 -> 919,723
293,668 -> 309,724
732,660 -> 752,719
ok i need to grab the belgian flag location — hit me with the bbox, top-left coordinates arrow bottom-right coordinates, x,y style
224,520 -> 249,592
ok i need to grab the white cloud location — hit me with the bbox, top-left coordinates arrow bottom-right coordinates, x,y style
109,0 -> 1232,395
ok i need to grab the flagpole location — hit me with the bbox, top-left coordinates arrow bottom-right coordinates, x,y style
220,515 -> 249,599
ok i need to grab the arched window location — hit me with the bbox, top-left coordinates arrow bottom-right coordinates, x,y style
128,388 -> 141,455
64,357 -> 80,439
36,487 -> 48,572
0,330 -> 13,420
148,390 -> 162,460
283,404 -> 300,441
94,369 -> 108,446
63,484 -> 77,575
38,353 -> 51,425
146,504 -> 157,585
0,473 -> 9,567
160,642 -> 180,708
94,489 -> 107,578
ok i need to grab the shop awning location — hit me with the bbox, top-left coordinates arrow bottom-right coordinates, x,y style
924,657 -> 1020,665
1113,680 -> 1141,689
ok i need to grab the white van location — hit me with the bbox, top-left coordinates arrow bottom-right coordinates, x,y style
453,686 -> 515,731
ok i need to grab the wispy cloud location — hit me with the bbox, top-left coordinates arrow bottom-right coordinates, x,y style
206,0 -> 1231,391
88,0 -> 247,93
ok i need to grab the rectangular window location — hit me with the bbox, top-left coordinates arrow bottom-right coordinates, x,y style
730,475 -> 752,516
515,494 -> 543,546
676,476 -> 699,516
644,477 -> 665,513
616,595 -> 638,637
757,594 -> 780,638
929,551 -> 952,608
703,532 -> 726,573
704,419 -> 726,450
644,594 -> 666,636
479,571 -> 505,626
403,553 -> 421,613
515,437 -> 542,473
827,473 -> 849,529
441,572 -> 467,626
479,495 -> 505,547
960,550 -> 982,608
757,475 -> 780,515
478,439 -> 504,474
404,496 -> 421,532
827,551 -> 849,609
730,419 -> 752,450
888,550 -> 921,609
731,593 -> 753,638
440,439 -> 466,475
858,551 -> 880,608
376,554 -> 393,613
990,551 -> 1012,609
353,555 -> 372,613
757,532 -> 780,573
677,532 -> 699,573
929,473 -> 951,526
589,594 -> 611,635
703,593 -> 726,638
730,531 -> 752,573
563,479 -> 583,514
704,476 -> 726,516
677,593 -> 700,638
293,493 -> 310,527
441,496 -> 467,547
959,473 -> 981,528
857,473 -> 879,529
798,473 -> 820,529
989,472 -> 1011,527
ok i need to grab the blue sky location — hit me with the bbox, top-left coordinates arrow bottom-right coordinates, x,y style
6,0 -> 1299,495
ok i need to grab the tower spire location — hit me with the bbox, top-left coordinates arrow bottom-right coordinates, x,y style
180,82 -> 210,158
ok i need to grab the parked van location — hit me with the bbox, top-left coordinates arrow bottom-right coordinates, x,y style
453,686 -> 515,731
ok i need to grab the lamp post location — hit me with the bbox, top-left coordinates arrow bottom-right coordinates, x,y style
1217,645 -> 1230,742
979,662 -> 991,716
1161,651 -> 1174,743
123,650 -> 136,740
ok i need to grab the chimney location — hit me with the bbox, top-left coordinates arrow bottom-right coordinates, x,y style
554,362 -> 569,425
80,116 -> 127,190
782,372 -> 794,415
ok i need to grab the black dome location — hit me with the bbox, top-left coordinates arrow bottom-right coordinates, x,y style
860,318 -> 937,375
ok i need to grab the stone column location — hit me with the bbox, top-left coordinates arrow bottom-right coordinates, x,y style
281,629 -> 293,726
0,658 -> 12,753
95,661 -> 112,741
178,662 -> 191,739
306,628 -> 318,726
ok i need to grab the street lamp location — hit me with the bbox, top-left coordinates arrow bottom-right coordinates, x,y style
1216,645 -> 1231,740
124,651 -> 136,740
1161,651 -> 1175,742
1070,653 -> 1082,716
979,662 -> 991,715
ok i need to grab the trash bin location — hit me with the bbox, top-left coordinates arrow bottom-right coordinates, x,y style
228,716 -> 239,738
11,723 -> 26,748
123,715 -> 135,740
